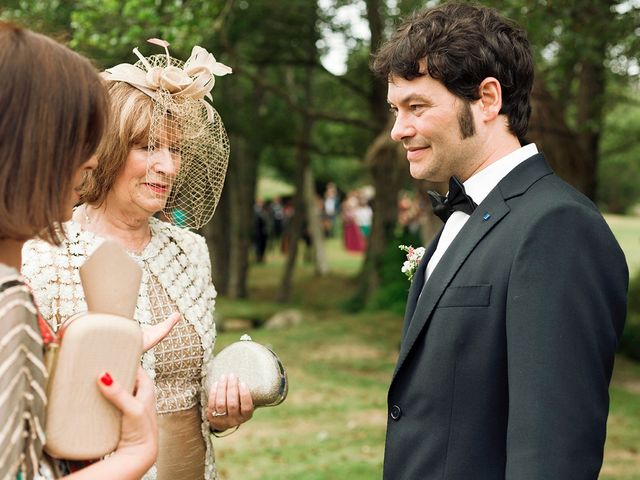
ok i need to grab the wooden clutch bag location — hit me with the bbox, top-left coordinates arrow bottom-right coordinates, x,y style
44,241 -> 143,460
44,313 -> 142,459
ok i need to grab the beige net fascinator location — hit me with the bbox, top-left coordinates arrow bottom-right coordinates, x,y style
103,39 -> 231,229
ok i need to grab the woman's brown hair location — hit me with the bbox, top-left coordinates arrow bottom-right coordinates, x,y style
0,22 -> 108,244
81,81 -> 154,206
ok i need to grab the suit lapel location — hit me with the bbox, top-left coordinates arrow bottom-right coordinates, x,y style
401,230 -> 442,340
392,153 -> 554,381
392,197 -> 509,379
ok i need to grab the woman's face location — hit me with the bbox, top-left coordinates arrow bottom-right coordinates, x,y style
109,133 -> 180,217
68,155 -> 98,219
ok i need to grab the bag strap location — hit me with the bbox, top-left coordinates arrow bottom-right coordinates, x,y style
0,275 -> 58,347
26,283 -> 58,347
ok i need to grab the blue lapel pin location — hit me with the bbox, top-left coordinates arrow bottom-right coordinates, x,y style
482,212 -> 491,221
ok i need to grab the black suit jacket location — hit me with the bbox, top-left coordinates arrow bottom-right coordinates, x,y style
383,154 -> 628,480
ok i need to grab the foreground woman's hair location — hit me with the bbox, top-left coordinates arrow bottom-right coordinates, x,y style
0,23 -> 108,244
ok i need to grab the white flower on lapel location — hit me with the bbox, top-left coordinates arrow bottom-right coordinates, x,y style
399,244 -> 426,282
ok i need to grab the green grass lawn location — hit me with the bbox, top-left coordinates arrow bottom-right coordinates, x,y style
606,214 -> 640,274
213,216 -> 640,479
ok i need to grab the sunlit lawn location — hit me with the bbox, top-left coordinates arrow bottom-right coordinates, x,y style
213,215 -> 640,479
606,214 -> 640,274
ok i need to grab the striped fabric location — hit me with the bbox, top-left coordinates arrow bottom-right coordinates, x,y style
0,265 -> 48,480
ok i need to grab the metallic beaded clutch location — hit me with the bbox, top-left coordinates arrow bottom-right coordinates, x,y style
208,334 -> 288,407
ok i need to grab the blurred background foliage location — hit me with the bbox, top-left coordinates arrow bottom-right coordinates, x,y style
1,0 -> 638,338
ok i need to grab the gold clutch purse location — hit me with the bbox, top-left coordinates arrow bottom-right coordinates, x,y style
208,335 -> 288,407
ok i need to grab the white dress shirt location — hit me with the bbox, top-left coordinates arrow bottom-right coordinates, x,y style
425,143 -> 539,282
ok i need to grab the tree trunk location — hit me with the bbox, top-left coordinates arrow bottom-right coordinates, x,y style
202,134 -> 256,300
203,177 -> 231,295
359,125 -> 408,302
227,134 -> 258,299
304,167 -> 328,275
276,155 -> 308,303
365,0 -> 391,127
276,3 -> 319,301
277,62 -> 315,302
526,0 -> 611,201
573,0 -> 611,201
203,33 -> 263,299
576,58 -> 606,200
527,76 -> 591,194
357,0 -> 410,306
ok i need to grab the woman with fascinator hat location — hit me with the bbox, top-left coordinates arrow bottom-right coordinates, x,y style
22,39 -> 252,480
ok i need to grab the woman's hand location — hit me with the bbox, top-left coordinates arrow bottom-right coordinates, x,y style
64,368 -> 158,479
96,367 -> 158,467
142,312 -> 181,352
206,373 -> 254,432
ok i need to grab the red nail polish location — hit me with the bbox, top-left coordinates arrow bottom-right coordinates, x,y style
100,372 -> 113,386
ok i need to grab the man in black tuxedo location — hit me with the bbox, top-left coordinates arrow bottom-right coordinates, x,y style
372,3 -> 628,479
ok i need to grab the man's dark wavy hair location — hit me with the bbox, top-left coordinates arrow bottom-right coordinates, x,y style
372,2 -> 534,140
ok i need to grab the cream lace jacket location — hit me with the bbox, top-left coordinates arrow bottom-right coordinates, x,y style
21,217 -> 218,480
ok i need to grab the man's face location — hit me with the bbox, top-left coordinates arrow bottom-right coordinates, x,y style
388,73 -> 481,182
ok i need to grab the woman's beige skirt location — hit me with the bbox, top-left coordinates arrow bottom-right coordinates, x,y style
157,406 -> 206,480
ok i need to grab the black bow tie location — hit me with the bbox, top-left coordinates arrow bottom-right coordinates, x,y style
427,176 -> 477,223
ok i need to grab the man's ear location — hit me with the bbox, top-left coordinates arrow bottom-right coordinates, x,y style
477,77 -> 502,122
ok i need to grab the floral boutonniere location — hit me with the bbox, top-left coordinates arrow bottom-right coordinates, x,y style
399,244 -> 426,282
